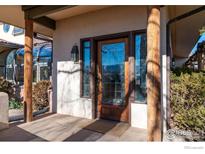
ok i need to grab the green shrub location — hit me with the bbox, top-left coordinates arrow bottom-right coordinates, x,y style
32,80 -> 51,111
9,99 -> 23,109
170,68 -> 205,137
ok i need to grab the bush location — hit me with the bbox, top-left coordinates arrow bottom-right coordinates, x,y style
0,76 -> 14,99
170,68 -> 205,138
9,99 -> 23,109
32,80 -> 51,111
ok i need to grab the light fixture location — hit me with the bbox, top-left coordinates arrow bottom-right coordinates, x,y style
71,44 -> 79,62
172,58 -> 175,68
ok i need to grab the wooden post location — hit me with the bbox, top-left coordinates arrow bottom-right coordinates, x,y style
147,6 -> 161,141
24,19 -> 33,122
128,33 -> 135,124
90,39 -> 96,119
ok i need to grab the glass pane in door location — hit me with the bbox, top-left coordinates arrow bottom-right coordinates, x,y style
101,42 -> 125,105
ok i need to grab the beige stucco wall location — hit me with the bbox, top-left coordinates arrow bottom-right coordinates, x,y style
169,6 -> 204,59
53,6 -> 147,62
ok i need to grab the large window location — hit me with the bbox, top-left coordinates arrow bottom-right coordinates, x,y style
3,24 -> 10,33
6,50 -> 15,81
5,43 -> 52,84
13,27 -> 24,36
135,33 -> 147,103
82,41 -> 91,97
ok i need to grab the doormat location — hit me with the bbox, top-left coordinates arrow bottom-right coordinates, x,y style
83,119 -> 118,134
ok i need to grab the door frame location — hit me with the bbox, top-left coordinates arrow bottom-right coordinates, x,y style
97,37 -> 129,122
80,29 -> 146,124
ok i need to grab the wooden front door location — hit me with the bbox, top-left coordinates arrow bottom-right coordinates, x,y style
97,38 -> 129,122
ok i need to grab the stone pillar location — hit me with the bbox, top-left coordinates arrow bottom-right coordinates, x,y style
0,92 -> 9,130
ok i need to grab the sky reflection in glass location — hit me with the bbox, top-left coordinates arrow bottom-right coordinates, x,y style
135,33 -> 147,103
101,42 -> 125,105
82,41 -> 91,97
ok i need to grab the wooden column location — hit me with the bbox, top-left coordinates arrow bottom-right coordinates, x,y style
128,33 -> 135,123
90,39 -> 96,119
147,6 -> 161,141
24,19 -> 33,122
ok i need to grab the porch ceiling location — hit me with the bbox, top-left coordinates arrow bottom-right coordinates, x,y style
170,6 -> 205,58
0,5 -> 111,37
46,5 -> 111,21
0,6 -> 54,37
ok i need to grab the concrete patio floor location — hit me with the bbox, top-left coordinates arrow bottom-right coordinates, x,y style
0,114 -> 147,141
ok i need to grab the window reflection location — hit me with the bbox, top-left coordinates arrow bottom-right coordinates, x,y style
101,42 -> 125,105
135,33 -> 147,103
13,27 -> 24,36
3,24 -> 10,33
82,41 -> 91,97
6,50 -> 15,80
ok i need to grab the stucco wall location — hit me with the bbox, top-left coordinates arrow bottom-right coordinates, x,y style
53,6 -> 150,126
57,61 -> 92,119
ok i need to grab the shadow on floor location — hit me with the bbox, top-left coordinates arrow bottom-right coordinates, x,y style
64,119 -> 119,141
0,113 -> 54,141
0,125 -> 47,141
0,114 -> 146,141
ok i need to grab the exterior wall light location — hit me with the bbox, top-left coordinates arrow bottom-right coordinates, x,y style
71,44 -> 79,62
172,58 -> 175,68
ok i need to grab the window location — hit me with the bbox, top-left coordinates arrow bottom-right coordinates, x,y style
6,50 -> 15,81
13,27 -> 24,36
135,33 -> 147,103
3,24 -> 10,33
82,41 -> 91,97
0,66 -> 5,77
101,41 -> 125,105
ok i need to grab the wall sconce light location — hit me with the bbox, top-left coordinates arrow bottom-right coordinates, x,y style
71,43 -> 79,62
172,58 -> 175,68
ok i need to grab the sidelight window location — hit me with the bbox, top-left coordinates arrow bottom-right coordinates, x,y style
82,41 -> 91,97
135,33 -> 147,103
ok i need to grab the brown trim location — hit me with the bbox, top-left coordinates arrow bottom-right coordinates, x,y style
79,39 -> 83,97
128,32 -> 135,124
168,6 -> 205,25
97,38 -> 130,122
22,6 -> 75,19
81,29 -> 146,42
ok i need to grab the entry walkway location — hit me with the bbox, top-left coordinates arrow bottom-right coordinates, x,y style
0,114 -> 147,141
